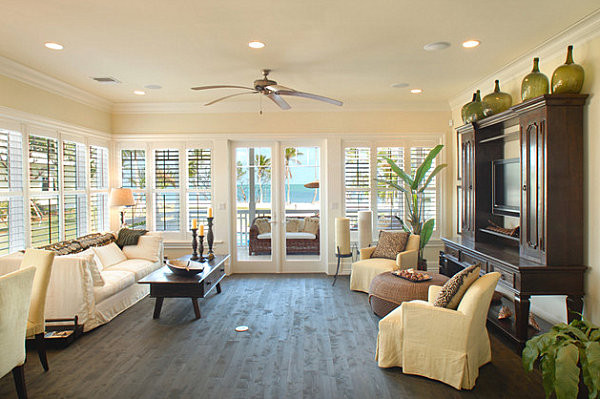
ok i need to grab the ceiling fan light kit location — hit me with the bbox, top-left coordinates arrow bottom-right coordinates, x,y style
191,69 -> 343,110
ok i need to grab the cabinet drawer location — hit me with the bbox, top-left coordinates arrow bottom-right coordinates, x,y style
460,252 -> 488,271
489,262 -> 515,287
444,245 -> 459,260
204,267 -> 225,291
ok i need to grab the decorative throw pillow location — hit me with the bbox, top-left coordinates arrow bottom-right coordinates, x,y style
433,264 -> 481,309
254,218 -> 271,234
78,232 -> 116,250
93,242 -> 127,268
122,235 -> 162,262
303,217 -> 319,235
116,228 -> 148,249
286,219 -> 301,232
371,231 -> 410,260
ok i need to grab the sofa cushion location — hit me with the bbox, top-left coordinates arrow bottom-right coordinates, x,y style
93,243 -> 127,268
107,259 -> 158,280
433,264 -> 481,309
122,235 -> 162,262
116,228 -> 148,249
286,232 -> 317,240
286,219 -> 301,232
303,217 -> 319,235
371,231 -> 410,260
94,270 -> 136,303
255,218 -> 271,234
257,233 -> 271,240
62,248 -> 105,287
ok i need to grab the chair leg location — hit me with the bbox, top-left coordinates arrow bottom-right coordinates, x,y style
34,333 -> 49,371
332,253 -> 341,286
12,365 -> 28,399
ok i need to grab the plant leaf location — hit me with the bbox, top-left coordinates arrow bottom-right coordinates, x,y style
383,156 -> 414,187
523,339 -> 540,372
419,163 -> 448,192
420,219 -> 435,249
555,343 -> 580,399
541,346 -> 557,399
585,342 -> 600,396
412,145 -> 444,189
393,216 -> 411,233
375,178 -> 407,193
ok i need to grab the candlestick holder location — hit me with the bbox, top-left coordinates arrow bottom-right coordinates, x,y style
198,235 -> 205,261
190,228 -> 199,261
207,217 -> 214,260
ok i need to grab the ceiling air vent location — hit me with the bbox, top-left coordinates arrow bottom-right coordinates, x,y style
91,77 -> 121,84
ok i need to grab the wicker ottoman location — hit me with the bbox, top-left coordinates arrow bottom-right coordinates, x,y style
368,271 -> 449,317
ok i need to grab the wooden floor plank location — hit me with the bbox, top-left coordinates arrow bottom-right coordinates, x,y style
0,274 -> 545,399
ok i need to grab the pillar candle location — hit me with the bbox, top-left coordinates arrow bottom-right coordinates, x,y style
335,217 -> 351,255
192,219 -> 197,229
358,210 -> 373,249
199,224 -> 204,236
208,207 -> 213,218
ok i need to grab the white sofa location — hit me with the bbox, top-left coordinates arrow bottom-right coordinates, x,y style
0,232 -> 163,332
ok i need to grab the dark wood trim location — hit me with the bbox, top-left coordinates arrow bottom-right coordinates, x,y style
34,333 -> 48,372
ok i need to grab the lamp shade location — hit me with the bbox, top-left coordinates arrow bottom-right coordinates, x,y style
358,210 -> 373,249
109,188 -> 135,207
335,217 -> 351,255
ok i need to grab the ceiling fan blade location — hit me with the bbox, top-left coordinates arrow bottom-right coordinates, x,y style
277,90 -> 343,106
265,84 -> 296,92
191,85 -> 255,91
266,93 -> 291,110
204,91 -> 257,106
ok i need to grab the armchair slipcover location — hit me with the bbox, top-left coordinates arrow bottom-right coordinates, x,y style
375,272 -> 501,390
349,234 -> 419,293
0,267 -> 36,399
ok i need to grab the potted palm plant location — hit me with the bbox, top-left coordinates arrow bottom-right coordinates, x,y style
378,144 -> 447,269
523,318 -> 600,399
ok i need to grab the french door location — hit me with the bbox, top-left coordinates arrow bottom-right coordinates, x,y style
230,141 -> 325,273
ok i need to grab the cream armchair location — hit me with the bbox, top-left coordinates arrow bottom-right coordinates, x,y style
349,234 -> 419,293
375,272 -> 501,390
0,267 -> 36,399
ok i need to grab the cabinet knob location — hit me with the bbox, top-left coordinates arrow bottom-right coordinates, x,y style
522,184 -> 527,191
469,185 -> 473,190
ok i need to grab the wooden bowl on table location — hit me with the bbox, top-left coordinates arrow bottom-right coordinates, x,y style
166,259 -> 204,277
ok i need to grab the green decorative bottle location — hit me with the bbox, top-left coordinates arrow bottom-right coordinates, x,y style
521,57 -> 549,101
464,90 -> 485,123
461,92 -> 476,123
551,45 -> 584,94
483,80 -> 513,116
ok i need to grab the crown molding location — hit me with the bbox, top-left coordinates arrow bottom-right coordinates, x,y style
0,55 -> 112,112
448,8 -> 600,110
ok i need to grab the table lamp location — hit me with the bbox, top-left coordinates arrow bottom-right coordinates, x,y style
109,188 -> 135,227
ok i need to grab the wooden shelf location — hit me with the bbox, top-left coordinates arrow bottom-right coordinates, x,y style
479,228 -> 520,242
487,296 -> 551,346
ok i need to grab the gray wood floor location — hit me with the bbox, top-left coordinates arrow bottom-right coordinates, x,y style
0,274 -> 545,399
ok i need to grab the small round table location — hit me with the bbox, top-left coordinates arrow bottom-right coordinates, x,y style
368,271 -> 449,317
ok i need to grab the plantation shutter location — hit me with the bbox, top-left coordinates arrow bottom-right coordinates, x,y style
29,135 -> 59,191
121,149 -> 146,189
90,193 -> 109,232
344,147 -> 370,229
376,147 -> 404,230
90,146 -> 108,190
410,147 -> 437,223
187,148 -> 212,229
0,129 -> 25,254
155,149 -> 180,231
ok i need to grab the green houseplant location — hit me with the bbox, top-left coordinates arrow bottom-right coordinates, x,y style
522,318 -> 600,399
378,144 -> 447,269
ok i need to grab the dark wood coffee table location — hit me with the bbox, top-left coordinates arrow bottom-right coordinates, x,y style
139,254 -> 229,319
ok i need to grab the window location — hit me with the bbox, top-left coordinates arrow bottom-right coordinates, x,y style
154,149 -> 180,231
30,196 -> 60,246
0,129 -> 25,254
187,148 -> 211,229
121,149 -> 147,228
29,135 -> 59,191
63,141 -> 87,240
90,146 -> 109,232
344,147 -> 370,229
90,193 -> 109,232
344,143 -> 442,238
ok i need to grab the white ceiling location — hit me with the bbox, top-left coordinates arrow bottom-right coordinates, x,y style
0,0 -> 599,112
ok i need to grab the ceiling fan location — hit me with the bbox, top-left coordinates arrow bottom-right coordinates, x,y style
191,69 -> 343,110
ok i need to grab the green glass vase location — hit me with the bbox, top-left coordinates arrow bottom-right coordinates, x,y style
521,57 -> 549,101
464,90 -> 485,123
461,92 -> 476,123
552,45 -> 584,94
483,80 -> 512,116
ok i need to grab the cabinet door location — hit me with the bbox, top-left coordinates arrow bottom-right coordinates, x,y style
520,110 -> 546,262
460,132 -> 475,236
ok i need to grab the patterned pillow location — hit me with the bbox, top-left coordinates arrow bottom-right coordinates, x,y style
254,218 -> 271,234
286,219 -> 301,232
78,232 -> 116,250
303,217 -> 319,235
433,264 -> 481,309
116,228 -> 148,248
371,231 -> 410,260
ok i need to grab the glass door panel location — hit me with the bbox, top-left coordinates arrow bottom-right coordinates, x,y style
235,146 -> 273,263
283,146 -> 321,263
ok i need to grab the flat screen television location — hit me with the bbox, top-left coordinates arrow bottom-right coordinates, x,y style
492,158 -> 520,216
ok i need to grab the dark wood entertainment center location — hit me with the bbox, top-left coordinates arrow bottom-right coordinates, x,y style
439,94 -> 588,346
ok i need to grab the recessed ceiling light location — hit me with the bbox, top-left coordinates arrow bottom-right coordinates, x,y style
462,40 -> 480,48
133,90 -> 146,96
424,41 -> 450,51
248,41 -> 265,49
144,84 -> 162,90
44,42 -> 63,50
391,83 -> 409,88
410,89 -> 423,94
